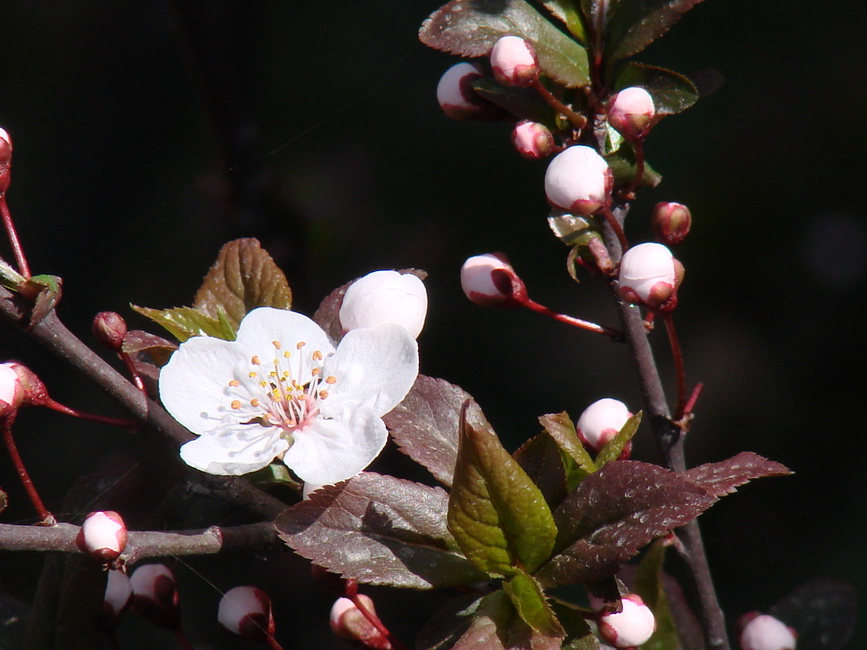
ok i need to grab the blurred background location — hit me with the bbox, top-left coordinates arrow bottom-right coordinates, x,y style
1,0 -> 866,647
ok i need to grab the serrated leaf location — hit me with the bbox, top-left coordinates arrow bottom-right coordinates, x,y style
121,330 -> 177,366
503,571 -> 565,637
130,305 -> 236,342
679,451 -> 792,498
605,0 -> 707,62
537,461 -> 716,586
382,375 -> 471,488
192,238 -> 291,329
416,593 -> 491,650
615,62 -> 699,115
769,579 -> 858,650
26,274 -> 63,328
514,433 -> 567,509
634,540 -> 681,650
471,78 -> 554,124
276,472 -> 483,589
539,412 -> 596,477
604,146 -> 662,187
543,1 -> 587,44
595,411 -> 642,467
420,0 -> 590,88
449,590 -> 514,650
448,402 -> 558,577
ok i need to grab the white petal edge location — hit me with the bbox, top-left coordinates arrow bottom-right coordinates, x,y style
179,424 -> 289,476
236,307 -> 335,358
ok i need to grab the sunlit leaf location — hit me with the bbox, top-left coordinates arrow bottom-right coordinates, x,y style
503,571 -> 565,637
543,0 -> 587,44
680,451 -> 792,498
615,63 -> 699,115
604,146 -> 662,187
130,305 -> 235,343
595,411 -> 642,467
421,0 -> 590,88
539,411 -> 596,482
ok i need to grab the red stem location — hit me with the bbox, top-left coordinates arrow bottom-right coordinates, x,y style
172,626 -> 194,650
349,594 -> 407,650
530,79 -> 587,132
599,206 -> 629,252
42,397 -> 137,429
662,312 -> 687,420
119,352 -> 147,394
265,635 -> 285,650
0,195 -> 31,278
1,413 -> 55,524
521,297 -> 621,340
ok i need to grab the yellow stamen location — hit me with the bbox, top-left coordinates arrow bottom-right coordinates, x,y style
228,379 -> 240,387
230,400 -> 241,410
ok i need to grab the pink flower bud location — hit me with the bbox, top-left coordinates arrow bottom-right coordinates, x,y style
339,270 -> 428,339
330,595 -> 391,649
490,36 -> 539,87
596,594 -> 657,648
76,511 -> 128,563
102,569 -> 133,624
0,128 -> 10,194
2,362 -> 48,409
652,201 -> 692,246
436,62 -> 499,121
130,563 -> 180,628
738,613 -> 797,650
511,120 -> 555,159
618,242 -> 681,309
218,585 -> 275,642
576,398 -> 632,452
608,87 -> 656,140
0,362 -> 24,412
93,311 -> 128,351
544,145 -> 611,216
460,253 -> 525,307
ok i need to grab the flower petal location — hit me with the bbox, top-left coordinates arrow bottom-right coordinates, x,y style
282,406 -> 387,485
158,336 -> 251,435
179,423 -> 289,476
322,324 -> 418,416
237,307 -> 335,359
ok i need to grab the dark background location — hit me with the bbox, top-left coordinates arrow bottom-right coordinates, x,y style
1,1 -> 866,647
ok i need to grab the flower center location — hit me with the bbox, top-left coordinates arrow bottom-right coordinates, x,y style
225,339 -> 336,435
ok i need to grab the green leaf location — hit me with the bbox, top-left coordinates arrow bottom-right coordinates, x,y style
547,213 -> 596,247
615,63 -> 699,115
604,146 -> 662,187
192,238 -> 292,330
130,305 -> 236,342
448,591 -> 514,650
595,411 -> 642,467
246,463 -> 299,489
543,1 -> 588,44
635,540 -> 681,650
514,433 -> 568,509
539,412 -> 596,479
25,274 -> 63,328
448,402 -> 558,577
605,0 -> 708,62
503,571 -> 565,637
471,78 -> 555,124
420,0 -> 590,88
551,602 -> 601,649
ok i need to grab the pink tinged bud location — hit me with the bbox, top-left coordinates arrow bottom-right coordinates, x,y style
739,613 -> 797,650
608,87 -> 656,140
436,62 -> 493,121
218,585 -> 275,642
596,594 -> 657,648
0,362 -> 24,412
652,201 -> 692,246
93,311 -> 128,351
490,36 -> 539,87
511,120 -> 555,159
0,127 -> 11,194
5,362 -> 49,408
460,253 -> 525,307
618,242 -> 680,308
544,145 -> 611,216
576,398 -> 632,452
330,595 -> 392,649
339,270 -> 428,339
76,511 -> 128,563
130,563 -> 180,628
102,569 -> 133,623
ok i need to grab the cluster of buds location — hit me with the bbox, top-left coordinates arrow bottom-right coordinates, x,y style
618,243 -> 684,311
76,510 -> 128,564
594,593 -> 657,648
338,269 -> 428,339
737,613 -> 797,650
576,398 -> 633,456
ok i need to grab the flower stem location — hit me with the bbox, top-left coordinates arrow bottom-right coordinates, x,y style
41,397 -> 137,429
530,79 -> 587,132
599,206 -> 629,252
1,412 -> 55,525
662,312 -> 687,420
264,635 -> 285,650
521,296 -> 621,340
0,195 -> 31,278
349,594 -> 407,650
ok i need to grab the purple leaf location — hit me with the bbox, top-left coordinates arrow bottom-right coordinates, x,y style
514,433 -> 567,509
679,451 -> 792,498
276,472 -> 483,589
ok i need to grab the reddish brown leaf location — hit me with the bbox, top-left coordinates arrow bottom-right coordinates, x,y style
679,451 -> 792,498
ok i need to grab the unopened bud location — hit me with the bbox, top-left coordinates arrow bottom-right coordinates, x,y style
738,613 -> 797,650
608,87 -> 656,141
93,311 -> 128,351
100,569 -> 133,628
652,202 -> 692,245
130,563 -> 180,629
596,594 -> 657,648
5,362 -> 49,408
460,253 -> 525,307
490,36 -> 539,87
330,595 -> 392,649
618,242 -> 682,309
0,127 -> 11,194
511,120 -> 555,159
339,270 -> 428,339
76,511 -> 128,563
576,398 -> 632,453
436,62 -> 500,121
545,145 -> 611,216
0,362 -> 24,412
218,586 -> 276,642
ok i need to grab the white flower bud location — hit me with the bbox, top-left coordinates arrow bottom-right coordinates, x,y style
576,398 -> 632,452
76,511 -> 128,563
618,242 -> 681,308
608,87 -> 656,140
596,594 -> 657,648
330,595 -> 391,649
130,563 -> 179,628
339,270 -> 427,339
436,62 -> 491,120
0,127 -> 11,162
490,36 -> 539,87
0,362 -> 24,411
739,613 -> 797,650
460,253 -> 523,307
218,585 -> 275,642
103,569 -> 133,620
544,145 -> 611,216
511,120 -> 555,159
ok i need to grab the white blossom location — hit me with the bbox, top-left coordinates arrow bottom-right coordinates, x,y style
159,307 -> 418,486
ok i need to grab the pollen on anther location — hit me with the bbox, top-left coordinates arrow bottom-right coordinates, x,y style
296,341 -> 306,350
228,379 -> 240,387
311,368 -> 321,376
248,371 -> 257,378
319,390 -> 329,399
231,400 -> 241,409
251,398 -> 260,407
272,340 -> 282,349
283,351 -> 291,358
326,376 -> 337,385
312,350 -> 323,361
251,355 -> 260,365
